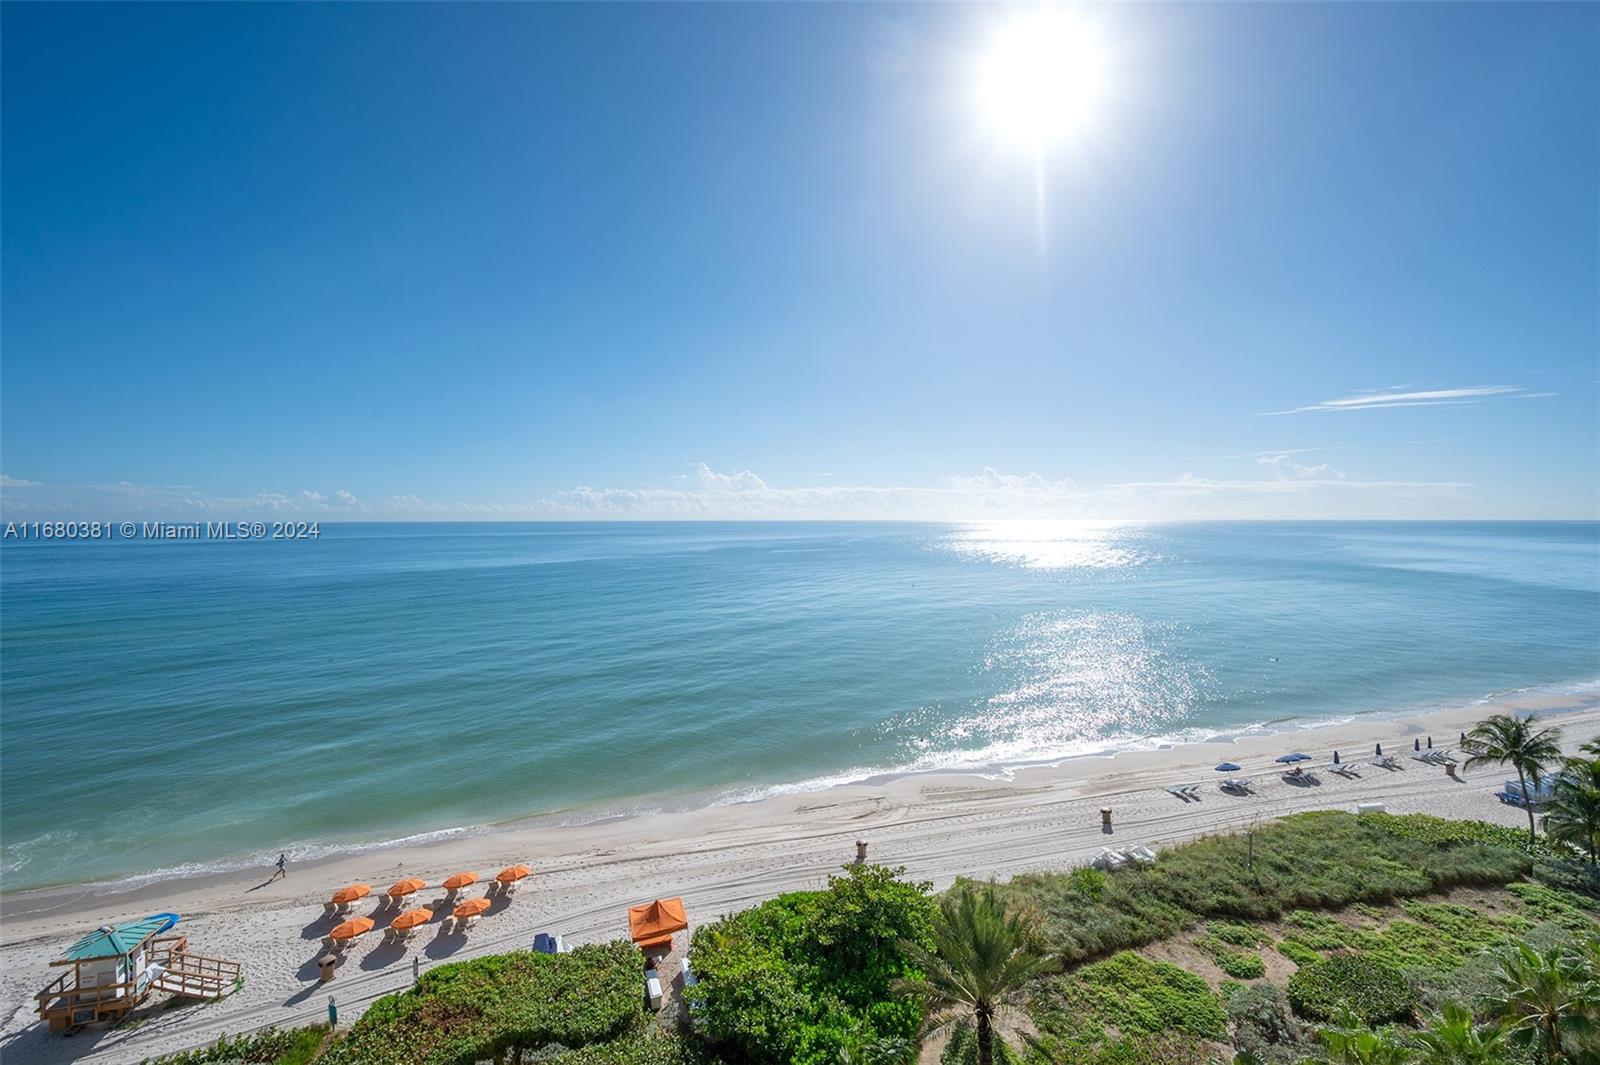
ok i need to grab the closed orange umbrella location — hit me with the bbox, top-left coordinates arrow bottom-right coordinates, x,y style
387,878 -> 426,898
389,908 -> 433,930
442,871 -> 478,891
330,883 -> 371,905
453,897 -> 490,919
495,864 -> 532,884
329,916 -> 374,941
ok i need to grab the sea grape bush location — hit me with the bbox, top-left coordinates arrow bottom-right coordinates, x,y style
686,864 -> 934,1065
317,943 -> 646,1065
1286,954 -> 1415,1025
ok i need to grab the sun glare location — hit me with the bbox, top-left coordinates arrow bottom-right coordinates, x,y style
975,11 -> 1110,149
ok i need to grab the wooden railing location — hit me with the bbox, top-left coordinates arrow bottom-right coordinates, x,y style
156,951 -> 243,999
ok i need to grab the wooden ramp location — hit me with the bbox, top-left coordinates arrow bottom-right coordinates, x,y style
153,952 -> 242,1001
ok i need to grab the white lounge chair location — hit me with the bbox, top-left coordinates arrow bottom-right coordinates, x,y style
681,957 -> 698,988
645,968 -> 664,1010
1127,845 -> 1157,865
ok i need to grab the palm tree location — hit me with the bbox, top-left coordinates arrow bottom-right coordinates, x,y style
1544,770 -> 1600,864
897,883 -> 1056,1065
1407,1002 -> 1508,1065
1316,1023 -> 1414,1065
1461,713 -> 1563,846
1482,940 -> 1599,1062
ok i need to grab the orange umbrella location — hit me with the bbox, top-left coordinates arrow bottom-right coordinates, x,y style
452,897 -> 490,919
389,908 -> 433,930
387,878 -> 426,898
495,864 -> 532,884
330,883 -> 371,905
329,916 -> 374,941
442,871 -> 478,891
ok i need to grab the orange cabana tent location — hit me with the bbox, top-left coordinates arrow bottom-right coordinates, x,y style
628,897 -> 688,951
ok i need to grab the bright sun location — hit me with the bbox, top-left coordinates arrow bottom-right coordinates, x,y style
975,11 -> 1110,150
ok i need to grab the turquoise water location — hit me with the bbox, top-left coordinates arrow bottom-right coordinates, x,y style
2,521 -> 1596,891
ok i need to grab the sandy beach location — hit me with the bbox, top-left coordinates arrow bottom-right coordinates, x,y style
4,688 -> 1596,1064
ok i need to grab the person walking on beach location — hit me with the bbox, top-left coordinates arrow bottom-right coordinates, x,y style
272,853 -> 288,880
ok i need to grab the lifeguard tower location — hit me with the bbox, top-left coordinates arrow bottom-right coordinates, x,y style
35,914 -> 242,1032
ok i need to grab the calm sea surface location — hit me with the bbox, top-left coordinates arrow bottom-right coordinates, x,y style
2,521 -> 1596,891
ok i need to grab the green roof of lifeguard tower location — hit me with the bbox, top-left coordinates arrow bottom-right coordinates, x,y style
60,917 -> 171,961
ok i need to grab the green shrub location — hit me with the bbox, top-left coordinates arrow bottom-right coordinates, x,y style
1410,920 -> 1576,1015
1505,880 -> 1600,934
1226,982 -> 1310,1065
688,864 -> 934,1065
1534,857 -> 1600,898
1002,812 -> 1529,965
1276,938 -> 1322,968
318,943 -> 644,1065
1194,933 -> 1265,978
1208,919 -> 1267,947
1286,954 -> 1415,1025
1084,1032 -> 1213,1065
142,1027 -> 327,1064
1030,951 -> 1226,1057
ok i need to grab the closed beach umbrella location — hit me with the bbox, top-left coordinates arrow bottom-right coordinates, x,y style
453,897 -> 491,920
1460,731 -> 1467,745
1414,738 -> 1421,751
330,884 -> 371,905
387,877 -> 426,899
1375,742 -> 1383,756
1214,762 -> 1242,773
1427,736 -> 1433,749
1332,751 -> 1341,765
329,917 -> 374,942
389,908 -> 432,931
496,864 -> 532,885
443,872 -> 478,891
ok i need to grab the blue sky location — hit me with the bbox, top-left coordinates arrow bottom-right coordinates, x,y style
3,2 -> 1595,520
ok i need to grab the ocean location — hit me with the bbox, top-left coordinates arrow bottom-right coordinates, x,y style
2,520 -> 1596,892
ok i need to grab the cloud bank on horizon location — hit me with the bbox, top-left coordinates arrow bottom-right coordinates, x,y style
0,460 -> 1482,523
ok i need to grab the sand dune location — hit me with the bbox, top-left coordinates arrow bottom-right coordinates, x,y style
3,689 -> 1595,1064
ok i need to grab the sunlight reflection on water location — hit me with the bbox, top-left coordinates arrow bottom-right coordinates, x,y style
941,519 -> 1153,570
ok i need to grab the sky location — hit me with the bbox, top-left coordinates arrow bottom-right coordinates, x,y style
2,2 -> 1596,521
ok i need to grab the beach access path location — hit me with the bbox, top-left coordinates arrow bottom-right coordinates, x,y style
2,690 -> 1595,1064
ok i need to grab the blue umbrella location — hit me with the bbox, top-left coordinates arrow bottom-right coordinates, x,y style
1414,738 -> 1421,751
1215,762 -> 1242,773
1375,742 -> 1383,756
1275,753 -> 1311,764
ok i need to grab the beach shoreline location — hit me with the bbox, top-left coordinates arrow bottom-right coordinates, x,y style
8,676 -> 1597,908
2,687 -> 1597,1063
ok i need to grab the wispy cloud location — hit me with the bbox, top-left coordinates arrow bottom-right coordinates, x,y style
1261,385 -> 1548,416
1256,452 -> 1344,480
0,474 -> 40,488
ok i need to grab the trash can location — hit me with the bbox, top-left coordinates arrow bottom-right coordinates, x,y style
855,839 -> 868,863
1100,807 -> 1113,828
318,955 -> 337,984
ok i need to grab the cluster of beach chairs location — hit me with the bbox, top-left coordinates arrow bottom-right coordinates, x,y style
1092,844 -> 1157,870
1163,742 -> 1464,803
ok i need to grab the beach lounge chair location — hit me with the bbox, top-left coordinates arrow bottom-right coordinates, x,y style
644,968 -> 664,1010
533,932 -> 564,954
1127,845 -> 1157,865
1165,785 -> 1191,800
1092,848 -> 1127,870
